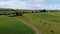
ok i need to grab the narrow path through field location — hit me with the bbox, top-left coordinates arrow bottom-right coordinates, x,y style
16,17 -> 41,34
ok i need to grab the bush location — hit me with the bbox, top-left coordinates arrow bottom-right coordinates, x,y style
32,11 -> 34,13
51,30 -> 55,33
15,12 -> 23,16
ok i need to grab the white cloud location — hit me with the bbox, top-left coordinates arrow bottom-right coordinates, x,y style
41,5 -> 60,10
0,0 -> 60,10
0,1 -> 29,9
26,0 -> 45,2
0,0 -> 44,9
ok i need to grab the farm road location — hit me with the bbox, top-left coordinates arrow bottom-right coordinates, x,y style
16,17 -> 41,34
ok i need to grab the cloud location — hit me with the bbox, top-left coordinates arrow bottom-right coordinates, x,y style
0,0 -> 44,9
41,5 -> 60,10
25,0 -> 44,2
0,0 -> 60,10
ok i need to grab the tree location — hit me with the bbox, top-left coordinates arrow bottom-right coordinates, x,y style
15,12 -> 23,16
32,11 -> 34,13
42,9 -> 47,12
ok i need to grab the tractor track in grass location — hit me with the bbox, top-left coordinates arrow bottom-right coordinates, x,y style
16,17 -> 41,34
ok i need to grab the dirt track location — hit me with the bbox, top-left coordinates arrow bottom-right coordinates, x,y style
16,18 -> 41,34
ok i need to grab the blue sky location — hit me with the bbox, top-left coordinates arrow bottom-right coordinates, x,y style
0,0 -> 60,10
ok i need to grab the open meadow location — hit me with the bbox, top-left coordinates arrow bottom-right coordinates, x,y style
17,12 -> 60,34
0,9 -> 60,34
0,16 -> 35,34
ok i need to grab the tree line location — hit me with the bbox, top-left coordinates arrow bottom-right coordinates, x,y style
0,9 -> 57,17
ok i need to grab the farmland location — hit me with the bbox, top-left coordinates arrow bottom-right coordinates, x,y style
0,9 -> 60,34
0,16 -> 35,34
17,12 -> 60,34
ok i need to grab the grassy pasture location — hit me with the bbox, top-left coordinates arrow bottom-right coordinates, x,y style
0,16 -> 35,34
33,13 -> 60,23
0,10 -> 60,34
46,12 -> 60,17
17,12 -> 60,34
33,12 -> 60,34
0,11 -> 13,15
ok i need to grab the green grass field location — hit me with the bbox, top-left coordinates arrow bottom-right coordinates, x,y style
0,16 -> 35,34
17,12 -> 60,34
0,11 -> 60,34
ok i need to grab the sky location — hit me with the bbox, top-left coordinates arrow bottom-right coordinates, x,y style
0,0 -> 60,10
